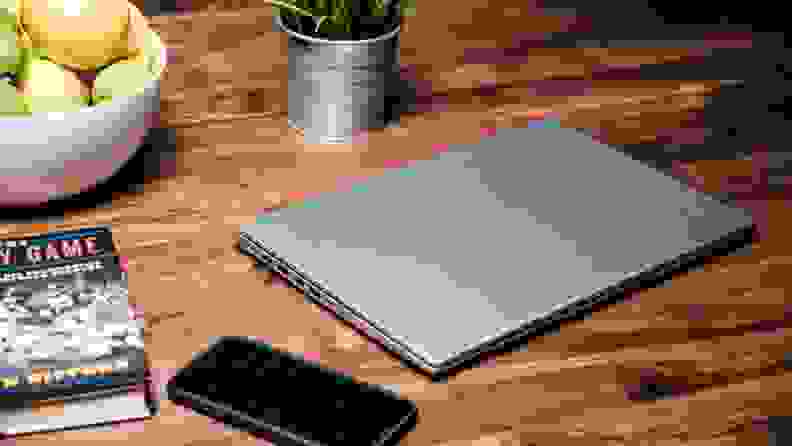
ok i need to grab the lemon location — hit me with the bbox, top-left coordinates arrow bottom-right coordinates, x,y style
16,12 -> 48,61
92,52 -> 151,105
19,0 -> 134,71
17,54 -> 91,113
0,78 -> 27,115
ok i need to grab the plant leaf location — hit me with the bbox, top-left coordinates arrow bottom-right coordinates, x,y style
369,0 -> 385,16
313,15 -> 328,33
268,0 -> 315,17
268,0 -> 402,34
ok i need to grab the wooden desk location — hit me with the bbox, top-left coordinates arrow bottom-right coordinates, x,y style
5,0 -> 790,444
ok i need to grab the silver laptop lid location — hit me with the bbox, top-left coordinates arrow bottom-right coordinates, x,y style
241,126 -> 753,369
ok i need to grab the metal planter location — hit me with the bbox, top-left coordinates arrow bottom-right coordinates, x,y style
277,15 -> 400,144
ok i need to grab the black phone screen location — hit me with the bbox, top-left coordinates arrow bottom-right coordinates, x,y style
167,337 -> 417,446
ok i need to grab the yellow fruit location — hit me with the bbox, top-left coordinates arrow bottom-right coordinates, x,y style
16,9 -> 50,61
17,56 -> 91,113
0,78 -> 27,115
92,52 -> 151,105
18,0 -> 134,71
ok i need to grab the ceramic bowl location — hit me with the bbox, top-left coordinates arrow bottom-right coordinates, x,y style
0,24 -> 167,207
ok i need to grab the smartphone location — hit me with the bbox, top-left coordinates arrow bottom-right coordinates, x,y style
166,337 -> 418,446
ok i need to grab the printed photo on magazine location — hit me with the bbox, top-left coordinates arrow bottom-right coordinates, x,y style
0,254 -> 145,408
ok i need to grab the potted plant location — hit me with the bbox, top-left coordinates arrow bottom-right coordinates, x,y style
266,0 -> 414,143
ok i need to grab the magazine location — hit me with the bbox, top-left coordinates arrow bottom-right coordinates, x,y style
0,226 -> 114,270
0,228 -> 155,436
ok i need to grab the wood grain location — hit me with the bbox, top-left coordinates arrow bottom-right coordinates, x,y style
4,1 -> 789,445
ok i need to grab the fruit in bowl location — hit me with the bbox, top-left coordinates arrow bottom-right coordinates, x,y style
0,0 -> 166,206
0,74 -> 24,113
18,0 -> 136,72
2,0 -> 160,114
1,0 -> 20,73
17,55 -> 92,112
93,2 -> 157,104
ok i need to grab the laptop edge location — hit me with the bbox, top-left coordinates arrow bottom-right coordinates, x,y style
240,223 -> 754,378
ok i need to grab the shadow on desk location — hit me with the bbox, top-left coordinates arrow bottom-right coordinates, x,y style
136,0 -> 200,16
396,38 -> 789,201
242,226 -> 754,384
0,127 -> 179,222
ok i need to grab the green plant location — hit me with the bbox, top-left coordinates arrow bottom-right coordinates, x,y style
269,0 -> 414,37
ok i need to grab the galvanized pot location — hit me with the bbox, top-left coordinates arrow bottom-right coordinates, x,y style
276,15 -> 400,144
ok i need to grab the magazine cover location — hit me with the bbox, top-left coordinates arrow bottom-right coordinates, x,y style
0,254 -> 145,406
0,228 -> 154,437
0,226 -> 114,270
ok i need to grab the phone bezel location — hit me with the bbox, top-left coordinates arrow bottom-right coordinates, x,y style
166,336 -> 418,446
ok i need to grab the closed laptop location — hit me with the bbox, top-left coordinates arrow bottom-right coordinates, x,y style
240,126 -> 754,377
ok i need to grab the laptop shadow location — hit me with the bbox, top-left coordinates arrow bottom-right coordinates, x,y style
0,126 -> 179,223
389,54 -> 752,125
395,49 -> 789,200
428,225 -> 755,382
239,224 -> 753,382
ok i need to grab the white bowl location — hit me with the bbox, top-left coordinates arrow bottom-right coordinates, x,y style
0,29 -> 167,207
